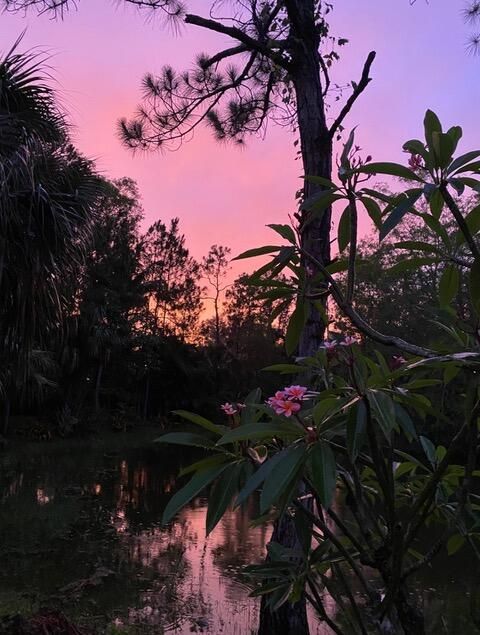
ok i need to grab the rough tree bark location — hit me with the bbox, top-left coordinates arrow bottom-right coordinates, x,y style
287,0 -> 333,360
259,6 -> 330,633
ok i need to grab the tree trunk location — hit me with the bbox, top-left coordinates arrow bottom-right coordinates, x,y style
287,0 -> 332,359
259,6 -> 331,634
259,511 -> 310,635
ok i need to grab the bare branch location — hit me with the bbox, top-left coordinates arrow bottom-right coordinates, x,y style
202,44 -> 248,68
329,51 -> 376,140
318,53 -> 330,97
185,13 -> 264,54
299,246 -> 439,358
185,12 -> 291,70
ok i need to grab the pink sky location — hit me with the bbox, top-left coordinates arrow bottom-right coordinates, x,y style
1,1 -> 478,271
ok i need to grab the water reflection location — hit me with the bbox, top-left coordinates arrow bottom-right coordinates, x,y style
0,433 -> 477,634
0,434 -> 274,634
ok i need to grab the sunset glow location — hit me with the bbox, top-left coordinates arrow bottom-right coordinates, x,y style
1,1 -> 478,265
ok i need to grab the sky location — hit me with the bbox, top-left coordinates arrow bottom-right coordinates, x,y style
0,0 -> 478,270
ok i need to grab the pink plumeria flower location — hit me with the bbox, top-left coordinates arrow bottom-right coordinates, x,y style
283,385 -> 308,401
221,403 -> 237,416
322,339 -> 338,350
341,335 -> 358,347
266,397 -> 283,409
273,400 -> 301,417
408,153 -> 424,171
390,355 -> 407,370
267,390 -> 287,405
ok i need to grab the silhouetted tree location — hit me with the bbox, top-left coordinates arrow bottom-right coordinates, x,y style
0,38 -> 101,431
66,178 -> 145,413
140,218 -> 203,340
202,245 -> 231,346
2,0 -> 378,360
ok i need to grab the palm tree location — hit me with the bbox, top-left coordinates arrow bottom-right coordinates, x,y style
0,36 -> 103,432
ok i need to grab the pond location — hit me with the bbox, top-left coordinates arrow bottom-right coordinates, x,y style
0,430 -> 478,634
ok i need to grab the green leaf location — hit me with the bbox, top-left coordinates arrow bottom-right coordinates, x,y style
447,534 -> 465,556
429,188 -> 444,219
155,432 -> 216,449
162,463 -> 229,524
326,259 -> 349,274
362,188 -> 395,204
431,131 -> 455,169
313,397 -> 341,426
347,400 -> 367,461
446,126 -> 463,154
424,109 -> 442,150
306,175 -> 337,190
389,256 -> 440,275
402,139 -> 428,161
420,436 -> 436,467
206,462 -> 243,534
380,191 -> 423,240
456,176 -> 480,193
456,205 -> 480,246
394,240 -> 440,255
470,258 -> 480,316
337,206 -> 351,252
359,162 -> 423,182
267,224 -> 297,244
448,150 -> 480,175
360,196 -> 382,228
340,128 -> 356,168
451,160 -> 480,175
262,363 -> 307,374
241,387 -> 263,426
285,302 -> 307,356
260,444 -> 306,513
439,265 -> 459,307
217,421 -> 303,445
235,449 -> 288,507
402,379 -> 442,389
443,364 -> 461,385
257,287 -> 295,301
172,410 -> 224,435
449,178 -> 465,197
367,390 -> 396,438
309,442 -> 337,508
179,454 -> 231,477
419,213 -> 451,247
302,192 -> 342,223
232,245 -> 282,261
394,404 -> 418,442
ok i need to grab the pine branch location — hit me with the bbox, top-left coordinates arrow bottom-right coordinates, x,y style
184,13 -> 291,70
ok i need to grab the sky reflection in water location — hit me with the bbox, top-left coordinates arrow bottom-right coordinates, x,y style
0,433 -> 477,634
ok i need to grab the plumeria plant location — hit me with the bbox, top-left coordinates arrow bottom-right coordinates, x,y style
158,112 -> 480,634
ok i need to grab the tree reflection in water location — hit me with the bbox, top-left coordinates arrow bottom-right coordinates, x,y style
0,434 -> 477,634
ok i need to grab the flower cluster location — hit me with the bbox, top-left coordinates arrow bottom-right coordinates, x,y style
220,402 -> 246,416
408,153 -> 424,171
267,385 -> 308,417
321,335 -> 358,351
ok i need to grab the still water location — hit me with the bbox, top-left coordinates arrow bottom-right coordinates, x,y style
0,430 -> 478,634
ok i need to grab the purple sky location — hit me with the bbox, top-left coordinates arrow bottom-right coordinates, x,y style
1,0 -> 478,268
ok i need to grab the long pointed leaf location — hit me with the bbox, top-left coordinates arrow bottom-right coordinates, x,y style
162,463 -> 229,524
